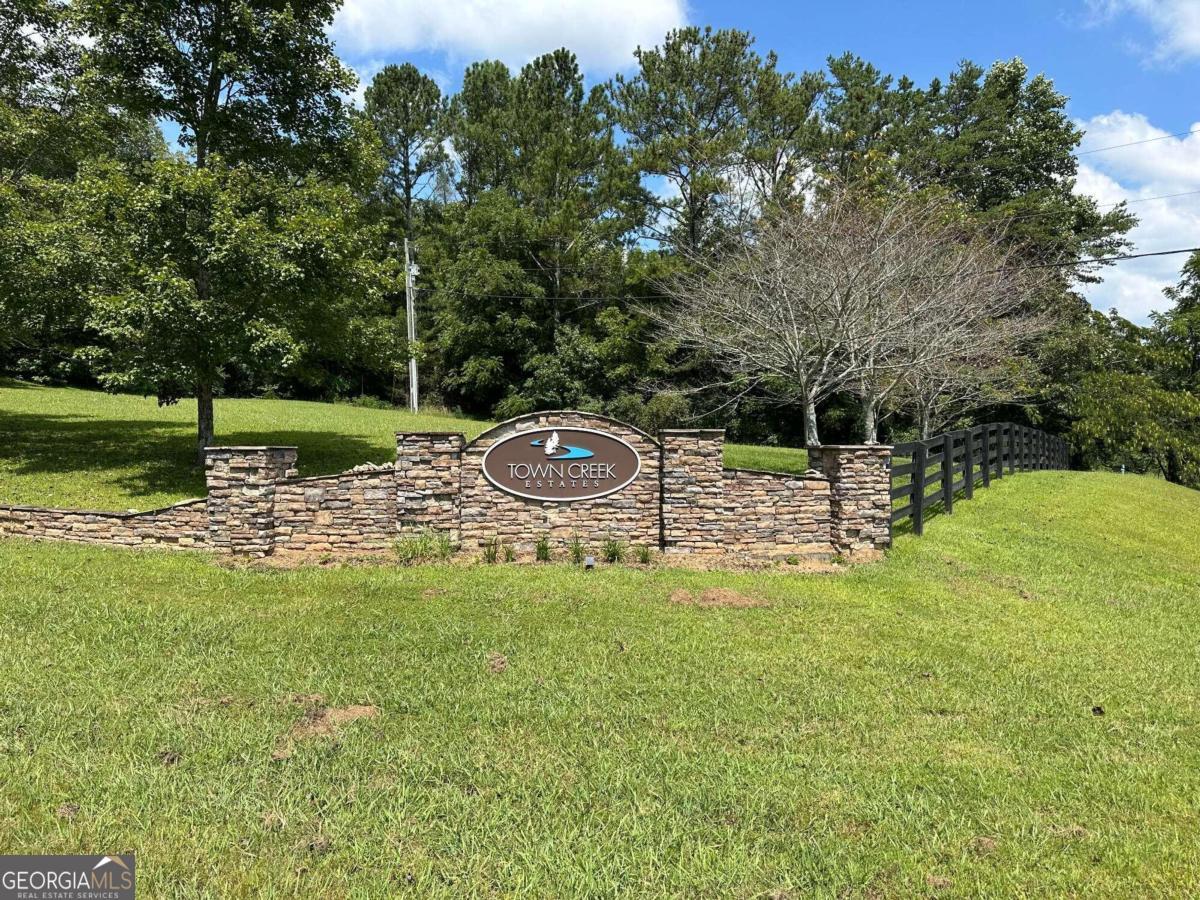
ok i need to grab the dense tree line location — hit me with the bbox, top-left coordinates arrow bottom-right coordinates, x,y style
0,1 -> 1194,487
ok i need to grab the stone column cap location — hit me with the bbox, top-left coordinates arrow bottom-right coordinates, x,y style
811,444 -> 894,450
395,431 -> 466,437
659,428 -> 726,436
204,445 -> 299,451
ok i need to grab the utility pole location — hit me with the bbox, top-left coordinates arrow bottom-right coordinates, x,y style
404,238 -> 419,412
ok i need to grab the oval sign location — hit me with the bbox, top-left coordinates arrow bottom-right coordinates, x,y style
481,427 -> 642,502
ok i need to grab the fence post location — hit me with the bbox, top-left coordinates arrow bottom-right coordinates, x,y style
963,428 -> 975,499
995,426 -> 1005,479
912,442 -> 927,536
942,433 -> 955,514
981,428 -> 992,488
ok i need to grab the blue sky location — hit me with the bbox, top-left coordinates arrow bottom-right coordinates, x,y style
324,0 -> 1200,320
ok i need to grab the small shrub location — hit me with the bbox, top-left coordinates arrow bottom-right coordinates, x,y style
535,534 -> 552,562
502,543 -> 516,563
602,539 -> 625,564
395,531 -> 453,565
568,533 -> 585,565
635,544 -> 652,565
482,536 -> 500,564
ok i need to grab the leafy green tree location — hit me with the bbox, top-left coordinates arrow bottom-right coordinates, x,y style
742,59 -> 822,209
429,50 -> 645,416
75,159 -> 391,444
911,59 -> 1133,270
1072,371 -> 1200,486
1155,251 -> 1200,391
608,27 -> 759,251
79,0 -> 356,174
0,0 -> 164,373
76,0 -> 374,459
363,62 -> 448,237
1065,258 -> 1200,489
447,60 -> 515,205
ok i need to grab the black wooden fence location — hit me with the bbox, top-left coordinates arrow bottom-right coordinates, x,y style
891,423 -> 1069,536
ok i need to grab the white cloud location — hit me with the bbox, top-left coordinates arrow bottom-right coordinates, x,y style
1075,111 -> 1200,321
1087,0 -> 1200,63
332,0 -> 687,73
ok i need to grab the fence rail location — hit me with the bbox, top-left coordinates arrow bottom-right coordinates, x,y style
891,423 -> 1068,536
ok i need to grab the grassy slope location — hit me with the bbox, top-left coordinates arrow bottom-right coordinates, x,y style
0,381 -> 806,510
1,472 -> 1198,896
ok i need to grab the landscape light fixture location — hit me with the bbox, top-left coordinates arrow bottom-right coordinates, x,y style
584,555 -> 595,570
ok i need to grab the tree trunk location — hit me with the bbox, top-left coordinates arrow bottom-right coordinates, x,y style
860,396 -> 879,444
196,382 -> 214,466
919,406 -> 933,440
803,396 -> 820,447
1165,446 -> 1182,485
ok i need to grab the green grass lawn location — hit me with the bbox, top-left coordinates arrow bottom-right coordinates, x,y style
1,471 -> 1199,896
0,381 -> 807,510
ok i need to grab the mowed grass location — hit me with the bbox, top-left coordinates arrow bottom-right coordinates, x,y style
0,381 -> 807,510
1,472 -> 1199,896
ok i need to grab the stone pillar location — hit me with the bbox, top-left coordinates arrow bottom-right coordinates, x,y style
808,445 -> 893,557
660,429 -> 726,554
396,432 -> 464,543
205,446 -> 298,556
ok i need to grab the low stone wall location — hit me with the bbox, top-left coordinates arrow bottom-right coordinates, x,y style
0,499 -> 208,549
0,412 -> 894,562
723,469 -> 833,557
274,466 -> 397,553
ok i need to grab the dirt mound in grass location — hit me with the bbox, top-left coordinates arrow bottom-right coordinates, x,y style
669,587 -> 769,608
272,695 -> 379,760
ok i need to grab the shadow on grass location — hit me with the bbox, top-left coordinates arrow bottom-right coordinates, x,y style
0,410 -> 391,505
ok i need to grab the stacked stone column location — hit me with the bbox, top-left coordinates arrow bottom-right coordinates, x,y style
395,432 -> 464,543
808,445 -> 893,556
660,429 -> 726,554
205,447 -> 298,556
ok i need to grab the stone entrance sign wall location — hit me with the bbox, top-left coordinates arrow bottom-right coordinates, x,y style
0,411 -> 893,561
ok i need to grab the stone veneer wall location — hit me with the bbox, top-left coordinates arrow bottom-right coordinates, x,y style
808,445 -> 893,555
0,499 -> 208,549
660,429 -> 835,558
722,469 -> 832,557
0,419 -> 895,560
396,433 -> 464,542
273,466 -> 397,552
660,429 -> 727,554
204,447 -> 297,557
457,413 -> 661,553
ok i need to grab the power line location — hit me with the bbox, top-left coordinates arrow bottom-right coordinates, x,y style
992,188 -> 1200,225
431,246 -> 1200,299
1077,126 -> 1200,156
1111,188 -> 1200,206
1022,246 -> 1199,270
977,246 -> 1200,277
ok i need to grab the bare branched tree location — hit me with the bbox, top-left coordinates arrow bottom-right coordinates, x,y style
656,188 -> 903,444
656,185 -> 1054,445
892,315 -> 1046,439
849,214 -> 1053,442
